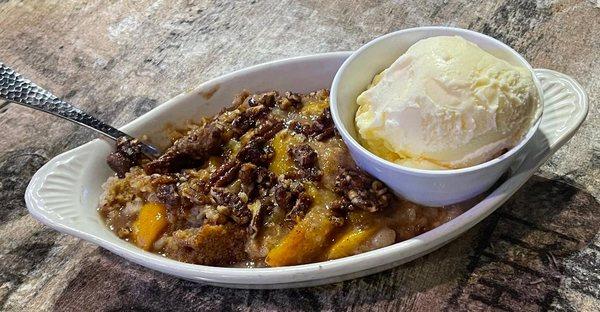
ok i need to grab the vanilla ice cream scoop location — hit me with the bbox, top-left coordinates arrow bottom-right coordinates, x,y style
355,36 -> 540,169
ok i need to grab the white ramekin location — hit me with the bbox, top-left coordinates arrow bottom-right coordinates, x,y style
330,26 -> 544,207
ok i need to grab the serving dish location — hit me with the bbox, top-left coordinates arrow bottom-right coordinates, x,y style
331,27 -> 544,206
25,49 -> 587,288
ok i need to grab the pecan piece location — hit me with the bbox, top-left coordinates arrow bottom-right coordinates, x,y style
250,91 -> 277,108
272,179 -> 310,212
236,118 -> 282,165
312,107 -> 335,141
144,122 -> 225,174
106,137 -> 144,178
230,90 -> 251,108
239,163 -> 257,185
287,144 -> 322,181
237,142 -> 274,166
209,160 -> 241,187
231,104 -> 269,136
278,91 -> 302,110
285,192 -> 312,221
288,144 -> 318,168
155,183 -> 181,208
289,119 -> 312,137
252,118 -> 284,143
288,108 -> 336,141
106,152 -> 133,179
238,162 -> 257,197
334,168 -> 390,212
210,187 -> 251,225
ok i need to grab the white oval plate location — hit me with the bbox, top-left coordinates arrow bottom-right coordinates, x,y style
25,53 -> 588,289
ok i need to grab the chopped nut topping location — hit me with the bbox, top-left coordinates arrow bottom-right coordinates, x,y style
100,90 -> 454,268
333,168 -> 390,212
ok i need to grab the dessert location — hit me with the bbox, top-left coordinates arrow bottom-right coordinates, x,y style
355,36 -> 540,169
100,90 -> 463,267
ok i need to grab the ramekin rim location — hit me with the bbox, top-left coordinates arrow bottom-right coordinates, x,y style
330,26 -> 544,176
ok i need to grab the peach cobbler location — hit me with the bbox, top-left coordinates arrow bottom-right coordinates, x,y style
100,90 -> 463,267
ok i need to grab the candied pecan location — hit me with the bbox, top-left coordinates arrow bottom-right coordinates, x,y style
289,119 -> 311,137
209,160 -> 241,187
256,166 -> 277,186
231,104 -> 269,136
315,107 -> 333,129
272,178 -> 306,212
288,144 -> 317,168
238,162 -> 257,197
144,123 -> 225,174
210,187 -> 251,225
236,119 -> 282,165
252,118 -> 284,143
328,198 -> 349,226
288,108 -> 335,141
247,104 -> 269,118
285,192 -> 312,221
330,198 -> 348,212
231,115 -> 252,135
119,137 -> 144,159
314,127 -> 335,141
230,90 -> 251,108
156,184 -> 181,208
254,166 -> 278,199
273,184 -> 293,211
335,168 -> 371,192
107,137 -> 144,178
179,178 -> 212,205
278,91 -> 302,110
177,123 -> 224,155
106,153 -> 133,179
334,168 -> 390,212
287,144 -> 322,181
251,91 -> 277,108
239,165 -> 278,200
312,107 -> 335,141
237,142 -> 274,166
239,163 -> 257,185
347,190 -> 372,211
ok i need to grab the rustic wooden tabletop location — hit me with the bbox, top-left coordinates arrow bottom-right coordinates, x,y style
0,1 -> 598,311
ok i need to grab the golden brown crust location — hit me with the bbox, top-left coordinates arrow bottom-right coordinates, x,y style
163,224 -> 248,266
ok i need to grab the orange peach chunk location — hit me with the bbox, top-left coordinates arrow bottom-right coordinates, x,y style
132,202 -> 168,251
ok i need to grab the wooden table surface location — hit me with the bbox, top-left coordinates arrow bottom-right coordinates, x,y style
1,1 -> 599,311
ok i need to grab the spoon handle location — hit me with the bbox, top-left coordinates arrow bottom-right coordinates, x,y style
0,62 -> 161,158
0,62 -> 130,140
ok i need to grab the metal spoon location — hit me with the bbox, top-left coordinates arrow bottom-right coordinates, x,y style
0,62 -> 161,159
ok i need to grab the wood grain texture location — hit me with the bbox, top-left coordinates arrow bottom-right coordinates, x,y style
0,0 -> 599,311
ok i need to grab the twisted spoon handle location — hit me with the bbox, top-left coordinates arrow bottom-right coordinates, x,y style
0,62 -> 160,158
